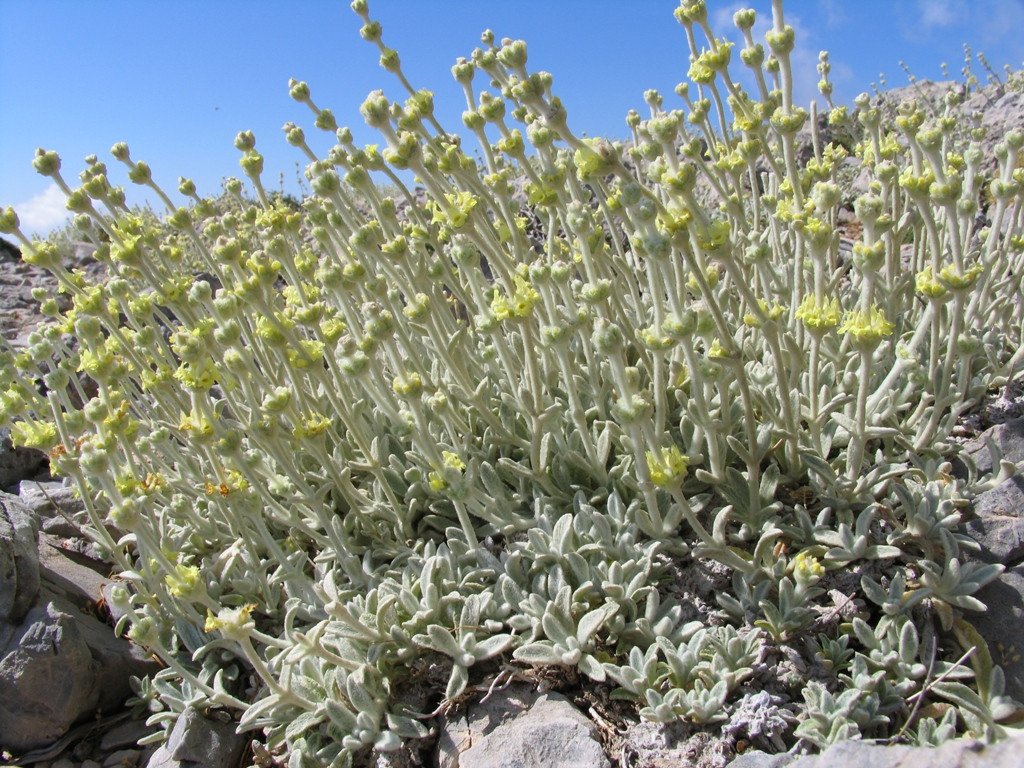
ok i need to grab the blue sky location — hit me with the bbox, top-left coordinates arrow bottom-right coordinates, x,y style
2,0 -> 1023,236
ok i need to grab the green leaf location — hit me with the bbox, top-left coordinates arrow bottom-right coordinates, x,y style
514,641 -> 563,665
473,633 -> 514,660
285,711 -> 323,741
422,625 -> 462,658
578,652 -> 607,681
446,663 -> 469,700
577,605 -> 614,646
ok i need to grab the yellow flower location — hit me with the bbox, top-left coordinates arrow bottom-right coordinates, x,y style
915,267 -> 948,299
293,412 -> 331,439
795,295 -> 841,333
442,451 -> 465,471
165,564 -> 203,600
792,551 -> 825,584
646,445 -> 690,488
491,275 -> 540,321
204,604 -> 255,639
10,419 -> 58,451
838,305 -> 894,347
938,262 -> 984,291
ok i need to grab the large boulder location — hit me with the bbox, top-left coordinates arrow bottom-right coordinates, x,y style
0,600 -> 100,753
0,592 -> 160,755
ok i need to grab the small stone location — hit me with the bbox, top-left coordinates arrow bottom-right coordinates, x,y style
82,761 -> 103,768
726,752 -> 794,768
51,759 -> 75,768
103,748 -> 141,768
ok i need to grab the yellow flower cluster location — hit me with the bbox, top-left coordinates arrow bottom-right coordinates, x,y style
795,295 -> 841,333
491,275 -> 540,321
838,305 -> 894,347
645,445 -> 690,488
792,550 -> 825,584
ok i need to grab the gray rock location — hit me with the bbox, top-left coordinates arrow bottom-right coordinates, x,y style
0,491 -> 40,624
960,417 -> 1024,477
38,533 -> 113,612
18,479 -> 84,522
727,752 -> 794,768
773,728 -> 1024,767
47,589 -> 161,713
967,563 -> 1024,702
145,707 -> 246,768
42,514 -> 88,538
964,476 -> 1024,566
0,426 -> 47,489
99,717 -> 159,751
103,748 -> 142,767
0,601 -> 99,753
437,685 -> 608,768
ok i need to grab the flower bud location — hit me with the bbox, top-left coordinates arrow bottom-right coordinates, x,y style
33,149 -> 61,176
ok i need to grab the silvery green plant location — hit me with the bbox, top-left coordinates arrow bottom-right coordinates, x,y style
1,0 -> 1023,763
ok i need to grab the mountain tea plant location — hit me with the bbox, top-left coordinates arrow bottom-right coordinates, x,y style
2,0 -> 1024,764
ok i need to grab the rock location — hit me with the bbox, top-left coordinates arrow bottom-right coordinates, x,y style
99,716 -> 160,751
958,417 -> 1024,477
727,752 -> 794,768
0,235 -> 19,260
964,476 -> 1024,566
0,491 -> 40,625
38,533 -> 113,612
0,426 -> 47,492
772,728 -> 1024,767
0,601 -> 100,753
52,589 -> 161,713
966,563 -> 1024,702
103,748 -> 142,767
0,587 -> 159,755
436,685 -> 609,768
52,759 -> 76,768
19,479 -> 85,522
42,514 -> 88,538
145,707 -> 247,768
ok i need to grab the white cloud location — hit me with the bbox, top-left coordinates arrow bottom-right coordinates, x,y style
918,0 -> 959,29
12,184 -> 71,237
821,0 -> 847,29
978,0 -> 1024,48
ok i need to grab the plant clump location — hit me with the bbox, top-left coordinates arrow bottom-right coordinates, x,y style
2,0 -> 1024,765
